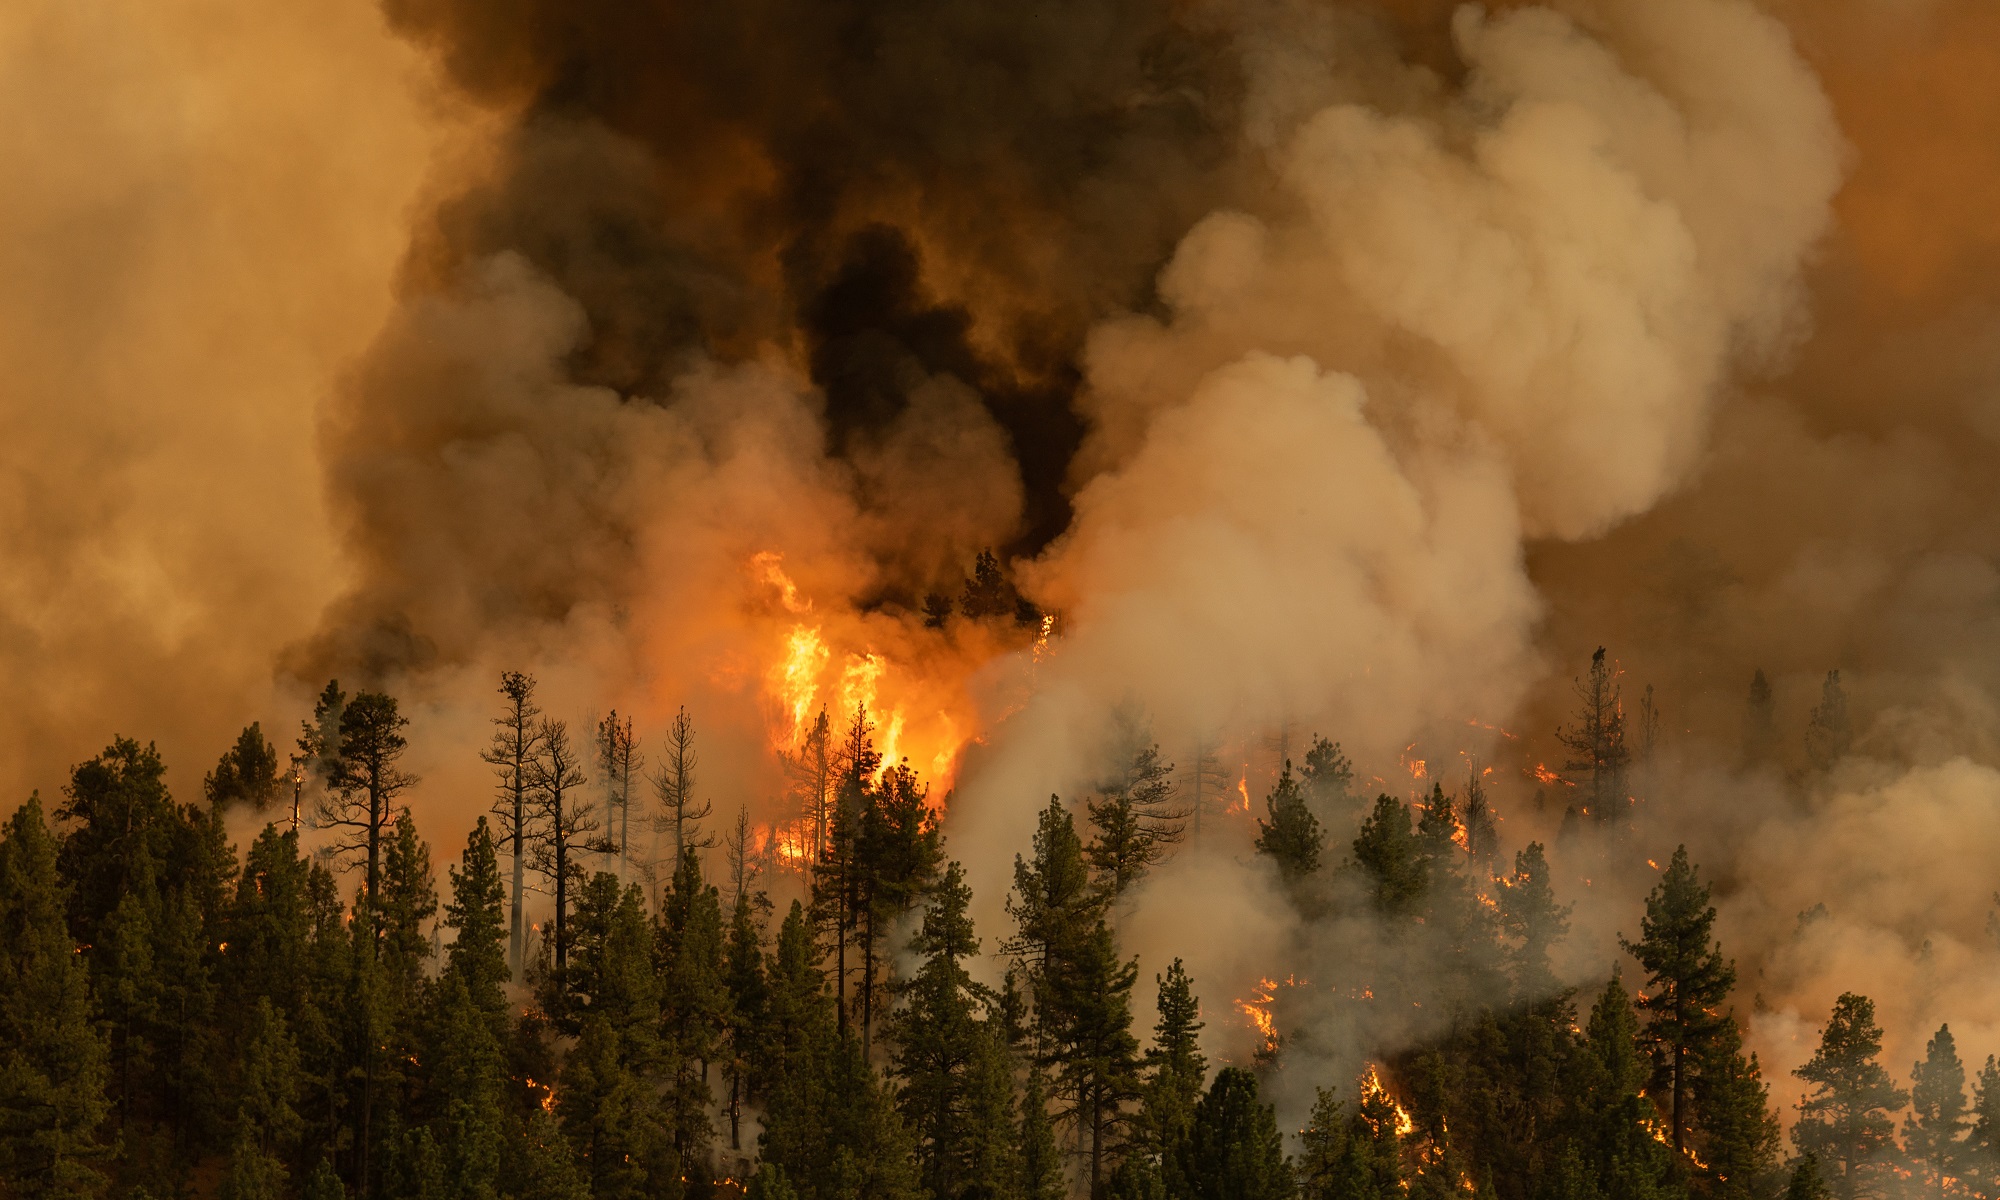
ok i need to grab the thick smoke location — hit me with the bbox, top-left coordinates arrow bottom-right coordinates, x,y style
18,0 -> 2000,1149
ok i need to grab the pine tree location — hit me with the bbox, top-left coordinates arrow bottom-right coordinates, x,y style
1742,670 -> 1778,768
1352,796 -> 1424,918
1804,672 -> 1852,774
225,999 -> 303,1200
422,974 -> 506,1200
1905,1024 -> 1970,1200
444,818 -> 511,1027
1693,1019 -> 1780,1197
1006,795 -> 1100,1011
525,718 -> 601,974
887,861 -> 999,1199
206,724 -> 283,812
720,886 -> 768,1153
481,671 -> 541,981
1786,1156 -> 1831,1200
316,690 -> 419,926
595,711 -> 644,886
1793,993 -> 1907,1200
658,850 -> 725,1178
654,708 -> 712,870
1498,843 -> 1570,1004
510,1109 -> 590,1200
1255,764 -> 1323,888
1963,1057 -> 2000,1200
857,761 -> 943,1049
1568,973 -> 1674,1200
1556,649 -> 1629,821
1086,726 -> 1185,902
1462,771 -> 1499,872
1139,960 -> 1207,1197
1622,846 -> 1735,1154
1019,1066 -> 1067,1200
1300,737 -> 1357,827
960,550 -> 1015,620
0,796 -> 112,1199
1176,1068 -> 1295,1200
1184,734 -> 1230,840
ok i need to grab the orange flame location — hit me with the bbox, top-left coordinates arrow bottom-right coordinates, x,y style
1527,762 -> 1571,787
1361,1065 -> 1416,1138
751,551 -> 814,614
1236,977 -> 1280,1054
772,625 -> 829,749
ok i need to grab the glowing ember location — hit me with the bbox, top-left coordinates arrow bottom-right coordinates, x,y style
1033,613 -> 1056,663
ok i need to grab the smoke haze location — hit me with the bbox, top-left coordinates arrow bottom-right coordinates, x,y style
14,0 -> 2000,1138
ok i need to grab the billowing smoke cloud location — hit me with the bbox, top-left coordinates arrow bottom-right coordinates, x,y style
20,0 -> 2000,1147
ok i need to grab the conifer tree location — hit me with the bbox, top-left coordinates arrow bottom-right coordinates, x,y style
1498,843 -> 1570,1003
812,707 -> 881,1034
1177,1068 -> 1295,1200
1556,649 -> 1629,821
207,723 -> 283,811
1963,1056 -> 2000,1200
1622,846 -> 1734,1154
1804,671 -> 1852,774
1300,737 -> 1357,826
721,885 -> 768,1153
444,817 -> 510,1028
1462,771 -> 1499,872
480,671 -> 541,980
0,796 -> 112,1199
1793,993 -> 1908,1200
525,718 -> 600,973
1742,670 -> 1778,767
1139,960 -> 1207,1197
1184,734 -> 1230,840
421,975 -> 506,1200
1255,764 -> 1323,888
226,999 -> 304,1200
658,849 -> 725,1175
960,550 -> 1015,620
888,861 -> 999,1199
595,711 -> 643,885
654,707 -> 712,870
316,690 -> 419,925
1352,796 -> 1424,918
511,1110 -> 591,1200
1086,733 -> 1185,902
1692,1018 -> 1780,1197
1786,1156 -> 1832,1200
1019,1066 -> 1068,1200
1568,973 -> 1674,1200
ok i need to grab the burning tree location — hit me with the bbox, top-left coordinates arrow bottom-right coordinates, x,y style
1556,647 -> 1629,821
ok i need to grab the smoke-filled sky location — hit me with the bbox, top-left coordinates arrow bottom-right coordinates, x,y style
11,0 -> 2000,1129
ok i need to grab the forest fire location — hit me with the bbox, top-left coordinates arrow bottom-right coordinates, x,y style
750,553 -> 976,793
1237,977 -> 1280,1055
1361,1065 -> 1416,1138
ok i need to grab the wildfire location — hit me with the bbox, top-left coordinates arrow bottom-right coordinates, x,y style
1361,1065 -> 1416,1138
755,821 -> 817,872
1527,762 -> 1571,787
1237,977 -> 1280,1054
1235,773 -> 1251,814
525,1077 -> 556,1114
1401,743 -> 1427,780
1033,613 -> 1055,663
773,625 -> 829,748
